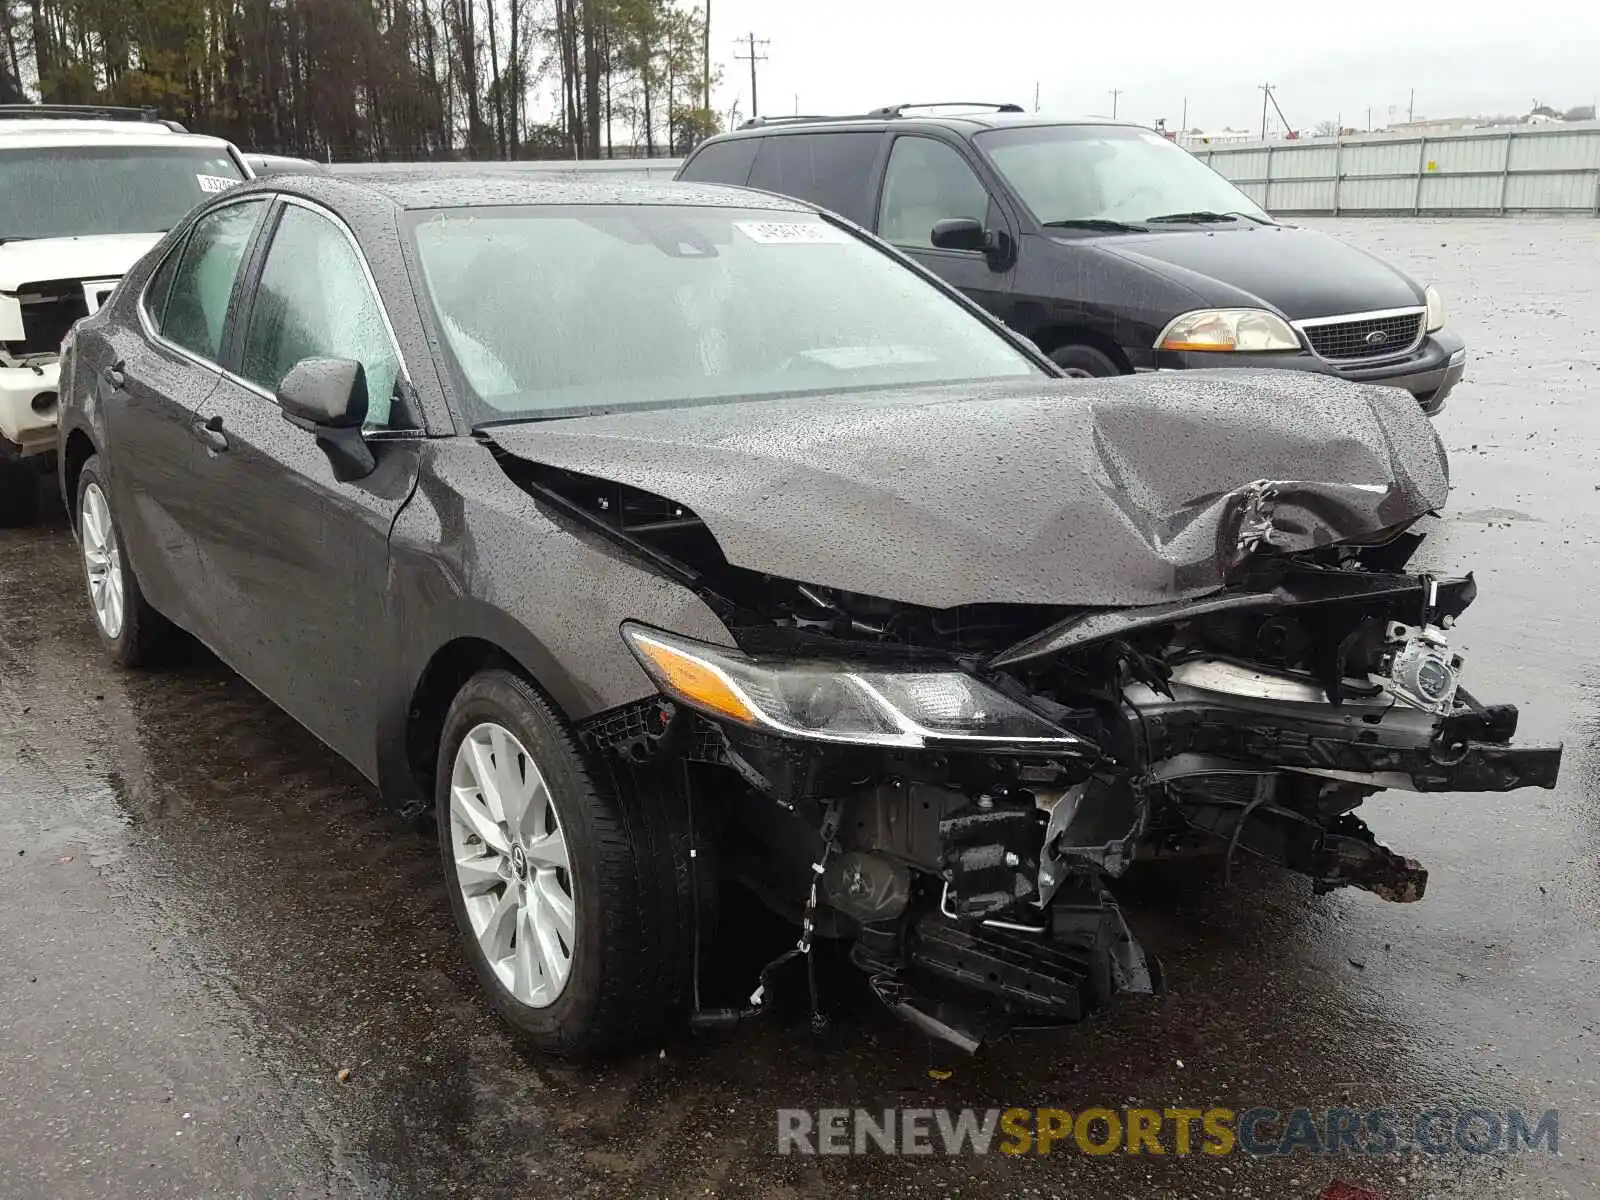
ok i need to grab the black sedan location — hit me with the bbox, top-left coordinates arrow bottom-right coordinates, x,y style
56,172 -> 1558,1057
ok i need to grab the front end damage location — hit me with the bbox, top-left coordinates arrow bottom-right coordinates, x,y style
562,507 -> 1558,1050
486,377 -> 1562,1050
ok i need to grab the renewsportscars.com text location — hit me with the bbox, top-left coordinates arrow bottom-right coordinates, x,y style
776,1106 -> 1560,1157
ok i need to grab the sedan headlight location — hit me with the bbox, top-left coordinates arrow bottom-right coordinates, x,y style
1424,285 -> 1446,332
622,623 -> 1088,750
1157,308 -> 1301,353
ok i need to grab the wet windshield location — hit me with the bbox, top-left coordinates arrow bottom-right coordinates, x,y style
976,125 -> 1269,228
410,204 -> 1043,423
0,145 -> 246,240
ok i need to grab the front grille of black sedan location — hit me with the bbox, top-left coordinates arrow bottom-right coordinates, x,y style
1300,310 -> 1426,363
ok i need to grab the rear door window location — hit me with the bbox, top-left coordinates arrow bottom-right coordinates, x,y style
746,132 -> 881,225
141,240 -> 183,328
677,138 -> 760,187
159,200 -> 265,363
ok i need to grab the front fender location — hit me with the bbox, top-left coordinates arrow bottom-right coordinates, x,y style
373,438 -> 736,805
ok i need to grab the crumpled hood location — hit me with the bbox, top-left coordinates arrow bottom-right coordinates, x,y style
485,371 -> 1450,610
0,233 -> 163,293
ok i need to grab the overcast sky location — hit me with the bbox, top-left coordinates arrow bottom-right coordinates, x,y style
703,0 -> 1600,133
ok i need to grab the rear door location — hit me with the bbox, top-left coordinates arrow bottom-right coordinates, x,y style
184,197 -> 423,776
100,197 -> 268,630
873,133 -> 1018,323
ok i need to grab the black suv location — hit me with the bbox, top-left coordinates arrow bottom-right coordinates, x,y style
677,104 -> 1467,413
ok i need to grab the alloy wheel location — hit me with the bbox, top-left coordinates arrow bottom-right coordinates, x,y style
81,482 -> 126,640
448,722 -> 577,1007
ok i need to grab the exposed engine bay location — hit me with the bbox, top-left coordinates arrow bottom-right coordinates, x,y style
483,376 -> 1563,1051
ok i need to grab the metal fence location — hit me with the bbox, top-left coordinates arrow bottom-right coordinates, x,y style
1191,121 -> 1600,216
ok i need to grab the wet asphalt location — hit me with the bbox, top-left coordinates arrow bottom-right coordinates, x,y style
2,217 -> 1598,1200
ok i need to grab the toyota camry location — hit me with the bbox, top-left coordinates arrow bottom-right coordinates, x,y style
56,171 -> 1560,1056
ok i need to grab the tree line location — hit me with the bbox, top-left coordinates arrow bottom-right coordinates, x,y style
0,0 -> 719,161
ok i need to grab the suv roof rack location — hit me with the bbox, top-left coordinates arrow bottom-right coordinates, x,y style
0,103 -> 188,133
739,113 -> 876,130
865,102 -> 1025,118
738,102 -> 1025,131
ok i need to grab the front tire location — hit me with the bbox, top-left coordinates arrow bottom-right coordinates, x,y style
1049,344 -> 1122,378
76,454 -> 169,666
436,670 -> 705,1057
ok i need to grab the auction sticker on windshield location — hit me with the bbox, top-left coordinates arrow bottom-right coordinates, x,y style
735,220 -> 849,245
196,174 -> 241,194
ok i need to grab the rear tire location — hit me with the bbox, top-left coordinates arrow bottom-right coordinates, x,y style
436,669 -> 707,1057
1049,344 -> 1122,378
75,454 -> 170,666
0,456 -> 41,527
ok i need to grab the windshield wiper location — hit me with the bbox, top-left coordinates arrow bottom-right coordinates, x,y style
1144,210 -> 1270,225
1040,218 -> 1146,233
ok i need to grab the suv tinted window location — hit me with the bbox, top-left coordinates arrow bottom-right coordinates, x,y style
240,204 -> 402,428
746,132 -> 880,225
878,136 -> 990,249
677,138 -> 759,187
160,200 -> 264,362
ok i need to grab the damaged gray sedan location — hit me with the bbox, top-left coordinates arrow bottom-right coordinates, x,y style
56,172 -> 1561,1056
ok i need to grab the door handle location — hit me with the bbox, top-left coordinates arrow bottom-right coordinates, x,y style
195,414 -> 229,453
102,361 -> 126,389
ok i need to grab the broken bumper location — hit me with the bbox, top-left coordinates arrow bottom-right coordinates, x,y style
0,360 -> 60,457
1126,679 -> 1561,795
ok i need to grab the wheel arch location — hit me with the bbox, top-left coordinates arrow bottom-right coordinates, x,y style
61,427 -> 97,524
389,622 -> 619,811
1029,323 -> 1133,374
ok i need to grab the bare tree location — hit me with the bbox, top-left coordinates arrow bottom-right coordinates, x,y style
3,0 -> 714,162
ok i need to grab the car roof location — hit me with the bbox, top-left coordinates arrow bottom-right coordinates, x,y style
245,152 -> 328,171
0,121 -> 235,150
711,111 -> 1142,140
244,169 -> 818,213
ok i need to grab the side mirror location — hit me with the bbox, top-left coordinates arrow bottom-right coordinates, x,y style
930,216 -> 989,253
277,356 -> 368,428
276,356 -> 375,480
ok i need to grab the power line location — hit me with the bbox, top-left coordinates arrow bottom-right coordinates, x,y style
733,31 -> 769,119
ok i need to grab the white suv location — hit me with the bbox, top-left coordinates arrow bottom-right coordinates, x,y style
0,105 -> 252,522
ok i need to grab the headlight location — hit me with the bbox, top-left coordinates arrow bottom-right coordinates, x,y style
621,623 -> 1088,750
1424,285 -> 1446,332
1157,308 -> 1300,353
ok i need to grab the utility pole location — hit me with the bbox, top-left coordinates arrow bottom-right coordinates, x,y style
1408,88 -> 1415,122
1181,96 -> 1188,131
734,31 -> 769,119
1260,82 -> 1273,139
1034,81 -> 1040,113
1108,88 -> 1122,118
702,0 -> 711,119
